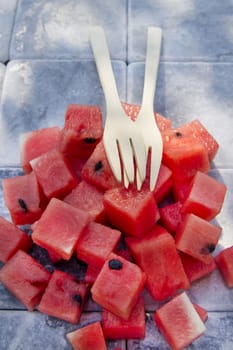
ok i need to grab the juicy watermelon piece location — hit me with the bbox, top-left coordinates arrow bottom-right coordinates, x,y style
180,252 -> 217,283
177,119 -> 219,161
102,297 -> 145,339
65,155 -> 87,181
84,264 -> 100,285
31,148 -> 78,200
2,171 -> 44,225
175,213 -> 222,263
64,180 -> 107,223
181,171 -> 227,221
60,104 -> 103,157
126,225 -> 190,301
121,102 -> 172,131
0,216 -> 32,263
38,270 -> 89,324
66,321 -> 107,350
172,178 -> 192,203
91,252 -> 146,320
154,292 -> 206,350
215,246 -> 233,287
159,201 -> 183,234
103,186 -> 159,238
76,221 -> 121,269
32,198 -> 90,260
81,141 -> 119,190
0,250 -> 51,311
162,129 -> 210,180
20,126 -> 61,173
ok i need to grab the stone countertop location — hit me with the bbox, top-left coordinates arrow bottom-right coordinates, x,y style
0,1 -> 233,349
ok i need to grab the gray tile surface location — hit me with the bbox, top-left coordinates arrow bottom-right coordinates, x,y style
128,0 -> 233,63
0,0 -> 18,63
0,0 -> 233,349
10,0 -> 127,60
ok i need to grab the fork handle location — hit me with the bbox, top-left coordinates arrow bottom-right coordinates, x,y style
90,26 -> 123,116
140,27 -> 162,117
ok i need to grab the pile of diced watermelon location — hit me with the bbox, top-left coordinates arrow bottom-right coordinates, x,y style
0,102 -> 232,350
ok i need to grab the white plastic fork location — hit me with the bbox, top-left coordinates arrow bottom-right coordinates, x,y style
90,26 -> 147,189
134,27 -> 163,191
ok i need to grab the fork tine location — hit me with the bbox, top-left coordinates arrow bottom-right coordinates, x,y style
117,137 -> 135,184
103,136 -> 122,183
131,137 -> 147,185
149,138 -> 163,191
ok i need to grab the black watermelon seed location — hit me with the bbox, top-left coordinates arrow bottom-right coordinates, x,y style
94,160 -> 103,172
18,198 -> 28,213
175,131 -> 183,137
200,243 -> 216,255
108,259 -> 123,270
72,294 -> 83,306
83,137 -> 96,144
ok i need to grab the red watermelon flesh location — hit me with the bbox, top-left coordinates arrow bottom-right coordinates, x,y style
20,126 -> 61,173
0,216 -> 32,263
215,246 -> 233,287
32,198 -> 90,260
177,119 -> 219,161
154,292 -> 206,350
38,270 -> 89,324
159,201 -> 183,235
180,252 -> 217,283
0,250 -> 51,311
172,177 -> 192,203
66,321 -> 107,350
102,296 -> 145,340
2,171 -> 44,225
121,102 -> 172,132
84,264 -> 100,285
76,221 -> 121,269
103,186 -> 159,238
91,252 -> 146,320
81,141 -> 119,190
162,130 -> 210,180
64,180 -> 107,223
181,171 -> 227,221
60,104 -> 103,157
31,148 -> 78,200
175,213 -> 222,264
126,225 -> 190,301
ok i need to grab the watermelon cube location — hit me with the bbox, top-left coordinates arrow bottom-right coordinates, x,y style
215,246 -> 233,287
181,171 -> 227,221
66,321 -> 107,350
153,164 -> 173,203
20,126 -> 61,173
76,221 -> 121,269
126,225 -> 190,301
91,252 -> 146,320
180,252 -> 216,283
103,187 -> 159,238
122,102 -> 172,132
162,129 -> 210,180
0,250 -> 51,311
159,201 -> 183,235
175,213 -> 222,263
81,141 -> 119,190
32,198 -> 90,260
172,177 -> 192,203
30,148 -> 78,200
2,171 -> 44,225
177,119 -> 219,161
64,180 -> 107,223
154,292 -> 206,350
60,104 -> 103,157
102,297 -> 145,339
84,264 -> 100,285
0,216 -> 32,263
38,270 -> 89,324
